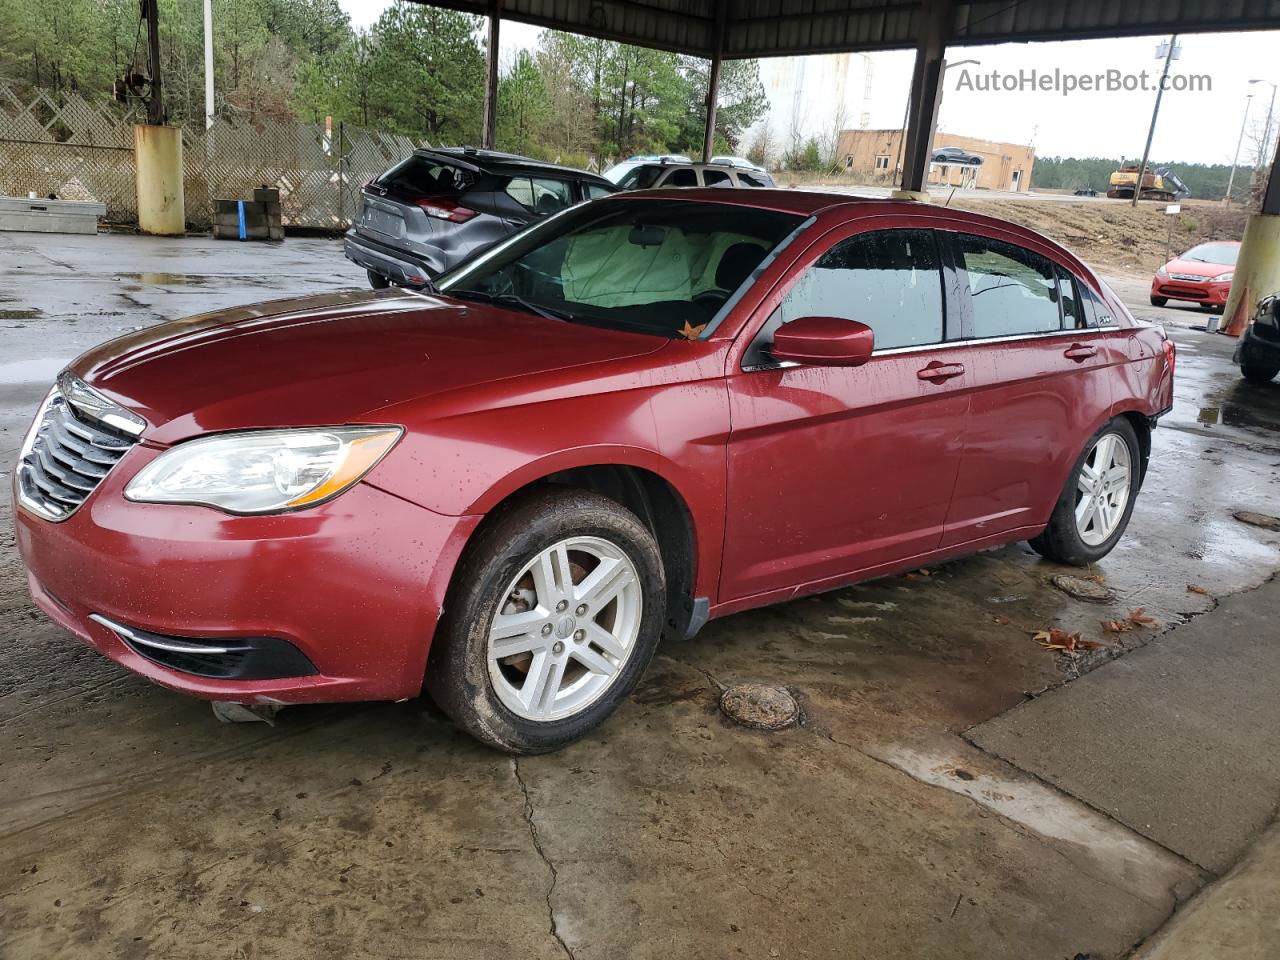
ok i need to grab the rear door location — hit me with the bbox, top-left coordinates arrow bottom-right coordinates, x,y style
937,231 -> 1115,546
720,226 -> 972,602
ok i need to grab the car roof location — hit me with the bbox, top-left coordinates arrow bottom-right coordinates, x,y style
601,188 -> 1086,261
415,147 -> 612,183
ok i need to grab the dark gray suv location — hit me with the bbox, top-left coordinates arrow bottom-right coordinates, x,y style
344,148 -> 617,288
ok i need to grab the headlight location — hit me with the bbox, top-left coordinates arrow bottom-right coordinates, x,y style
125,426 -> 402,514
1156,265 -> 1169,277
1213,272 -> 1234,283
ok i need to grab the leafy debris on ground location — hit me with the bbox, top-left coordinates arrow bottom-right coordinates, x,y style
1102,607 -> 1158,633
1032,628 -> 1103,652
1186,583 -> 1211,595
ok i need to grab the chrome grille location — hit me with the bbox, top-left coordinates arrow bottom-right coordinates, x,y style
1169,273 -> 1208,283
17,379 -> 142,521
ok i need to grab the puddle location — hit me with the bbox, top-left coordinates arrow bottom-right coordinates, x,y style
0,308 -> 42,320
118,272 -> 209,286
0,357 -> 69,382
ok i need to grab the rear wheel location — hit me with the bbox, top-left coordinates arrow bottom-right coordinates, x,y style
1150,295 -> 1168,307
1029,419 -> 1140,566
1241,362 -> 1279,384
426,489 -> 665,754
367,269 -> 390,290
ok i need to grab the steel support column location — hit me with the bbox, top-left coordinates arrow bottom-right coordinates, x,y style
702,0 -> 727,163
897,0 -> 952,197
1217,134 -> 1280,335
481,0 -> 501,150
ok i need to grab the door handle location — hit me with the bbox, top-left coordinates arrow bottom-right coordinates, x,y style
917,361 -> 965,383
1064,343 -> 1098,362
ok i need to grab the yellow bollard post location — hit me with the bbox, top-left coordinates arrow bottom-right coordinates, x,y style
134,124 -> 185,236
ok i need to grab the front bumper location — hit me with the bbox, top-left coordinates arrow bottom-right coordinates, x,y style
14,452 -> 479,704
1151,276 -> 1231,305
343,230 -> 440,286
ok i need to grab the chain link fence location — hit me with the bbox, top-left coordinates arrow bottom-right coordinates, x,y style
0,80 -> 424,230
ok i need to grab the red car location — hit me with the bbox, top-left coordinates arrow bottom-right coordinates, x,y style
14,191 -> 1175,753
1150,240 -> 1239,312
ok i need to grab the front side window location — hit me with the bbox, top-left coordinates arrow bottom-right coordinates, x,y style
438,199 -> 803,337
585,183 -> 614,200
772,229 -> 945,351
956,234 -> 1061,338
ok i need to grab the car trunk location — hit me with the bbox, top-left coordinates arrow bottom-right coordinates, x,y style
358,152 -> 481,242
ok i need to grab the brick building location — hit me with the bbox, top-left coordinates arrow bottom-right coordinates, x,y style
836,129 -> 1035,192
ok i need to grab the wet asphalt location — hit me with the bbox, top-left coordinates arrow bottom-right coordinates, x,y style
1,231 -> 1278,960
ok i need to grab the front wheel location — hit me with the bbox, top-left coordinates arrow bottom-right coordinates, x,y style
1150,295 -> 1168,307
1029,419 -> 1141,566
426,489 -> 666,754
367,269 -> 390,290
1241,362 -> 1279,384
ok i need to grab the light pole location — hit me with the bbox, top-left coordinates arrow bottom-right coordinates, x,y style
1226,94 -> 1253,204
1250,78 -> 1277,179
1132,35 -> 1179,207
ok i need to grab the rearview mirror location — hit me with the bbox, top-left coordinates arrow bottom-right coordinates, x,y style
770,316 -> 875,367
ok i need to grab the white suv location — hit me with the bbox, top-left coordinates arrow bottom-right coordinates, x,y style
609,161 -> 775,191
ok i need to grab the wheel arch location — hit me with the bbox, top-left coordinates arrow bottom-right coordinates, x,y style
458,455 -> 703,643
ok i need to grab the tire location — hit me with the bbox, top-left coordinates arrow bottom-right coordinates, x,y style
1241,363 -> 1279,384
1150,295 -> 1168,307
426,489 -> 666,754
367,269 -> 390,290
1029,418 -> 1142,566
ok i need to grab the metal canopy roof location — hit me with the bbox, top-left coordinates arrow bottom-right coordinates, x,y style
421,0 -> 1280,58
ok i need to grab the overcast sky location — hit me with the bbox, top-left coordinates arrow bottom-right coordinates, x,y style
335,0 -> 1279,166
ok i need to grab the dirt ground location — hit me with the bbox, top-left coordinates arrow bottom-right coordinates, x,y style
2,228 -> 1279,960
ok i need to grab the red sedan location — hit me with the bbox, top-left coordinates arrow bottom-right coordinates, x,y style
14,191 -> 1175,753
1150,240 -> 1239,312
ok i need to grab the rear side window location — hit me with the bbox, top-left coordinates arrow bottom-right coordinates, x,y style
506,177 -> 575,216
703,169 -> 732,186
585,183 -> 614,199
665,168 -> 698,187
775,229 -> 945,350
617,165 -> 663,190
956,234 -> 1061,338
1079,283 -> 1115,327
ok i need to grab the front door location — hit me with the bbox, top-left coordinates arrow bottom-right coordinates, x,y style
720,227 -> 971,603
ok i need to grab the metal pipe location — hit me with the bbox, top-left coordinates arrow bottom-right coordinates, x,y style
1132,34 -> 1177,207
1226,94 -> 1253,204
481,2 -> 501,149
203,0 -> 215,128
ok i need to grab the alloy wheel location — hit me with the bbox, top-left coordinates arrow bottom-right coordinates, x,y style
487,536 -> 642,721
1075,432 -> 1132,546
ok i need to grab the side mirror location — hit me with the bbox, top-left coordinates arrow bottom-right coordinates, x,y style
770,316 -> 875,367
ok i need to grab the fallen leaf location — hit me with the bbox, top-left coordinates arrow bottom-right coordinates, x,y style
1186,584 -> 1210,595
1083,573 -> 1106,584
904,573 -> 921,581
917,568 -> 932,576
1032,628 -> 1103,652
1127,607 -> 1157,627
993,615 -> 1011,625
678,320 -> 707,340
1102,619 -> 1134,633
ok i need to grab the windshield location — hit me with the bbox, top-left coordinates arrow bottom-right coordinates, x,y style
1182,242 -> 1239,265
436,199 -> 804,337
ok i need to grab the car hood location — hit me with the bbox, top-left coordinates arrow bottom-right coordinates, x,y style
70,288 -> 667,444
1162,258 -> 1232,279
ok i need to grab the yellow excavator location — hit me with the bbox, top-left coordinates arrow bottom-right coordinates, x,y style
1107,163 -> 1191,202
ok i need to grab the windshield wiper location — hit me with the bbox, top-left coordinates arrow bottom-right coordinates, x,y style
444,289 -> 573,323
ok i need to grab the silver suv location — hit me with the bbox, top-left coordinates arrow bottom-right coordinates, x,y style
344,148 -> 617,289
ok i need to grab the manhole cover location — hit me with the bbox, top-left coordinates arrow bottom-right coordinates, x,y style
1049,574 -> 1114,603
1234,511 -> 1280,532
719,684 -> 799,730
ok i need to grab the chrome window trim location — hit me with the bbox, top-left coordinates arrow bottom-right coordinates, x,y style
743,325 -> 1119,372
